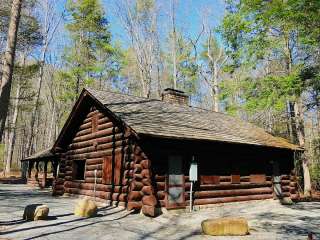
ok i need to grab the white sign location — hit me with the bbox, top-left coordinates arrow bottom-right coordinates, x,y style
189,162 -> 198,181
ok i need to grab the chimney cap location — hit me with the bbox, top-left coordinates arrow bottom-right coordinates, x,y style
162,88 -> 188,97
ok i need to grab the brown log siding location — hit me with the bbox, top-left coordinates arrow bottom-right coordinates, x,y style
53,107 -> 131,206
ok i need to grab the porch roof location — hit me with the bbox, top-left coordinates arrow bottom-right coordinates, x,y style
21,147 -> 56,162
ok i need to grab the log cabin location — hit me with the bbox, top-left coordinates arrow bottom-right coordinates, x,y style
27,88 -> 302,216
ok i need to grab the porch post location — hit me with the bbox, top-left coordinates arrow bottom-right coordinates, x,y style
52,159 -> 58,179
35,160 -> 39,180
42,160 -> 48,188
28,160 -> 34,178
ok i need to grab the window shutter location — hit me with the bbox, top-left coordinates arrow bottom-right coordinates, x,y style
102,156 -> 112,184
92,113 -> 98,133
250,174 -> 266,183
114,154 -> 122,185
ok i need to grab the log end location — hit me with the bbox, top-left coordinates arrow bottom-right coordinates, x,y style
141,205 -> 162,217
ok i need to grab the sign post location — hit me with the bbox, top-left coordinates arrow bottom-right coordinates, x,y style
94,169 -> 97,202
189,157 -> 198,212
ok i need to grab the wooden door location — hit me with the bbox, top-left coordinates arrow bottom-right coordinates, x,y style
166,155 -> 185,208
272,161 -> 282,198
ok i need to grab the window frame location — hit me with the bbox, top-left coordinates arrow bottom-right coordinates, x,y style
72,159 -> 86,181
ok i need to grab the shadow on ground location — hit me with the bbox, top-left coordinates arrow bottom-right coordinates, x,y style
1,184 -> 320,240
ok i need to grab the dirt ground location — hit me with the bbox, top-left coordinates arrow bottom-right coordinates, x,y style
0,184 -> 319,240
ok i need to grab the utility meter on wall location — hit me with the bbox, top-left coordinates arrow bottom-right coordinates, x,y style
189,157 -> 198,181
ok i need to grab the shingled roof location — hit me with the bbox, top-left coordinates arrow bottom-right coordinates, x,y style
21,147 -> 55,161
85,88 -> 300,150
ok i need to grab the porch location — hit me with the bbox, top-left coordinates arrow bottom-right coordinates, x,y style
21,148 -> 58,188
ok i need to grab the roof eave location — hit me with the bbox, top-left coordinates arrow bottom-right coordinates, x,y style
138,132 -> 302,151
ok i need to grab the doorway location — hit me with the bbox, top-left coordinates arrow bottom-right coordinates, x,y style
167,155 -> 185,208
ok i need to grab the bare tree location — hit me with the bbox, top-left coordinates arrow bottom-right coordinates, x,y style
200,12 -> 227,112
26,0 -> 63,155
5,77 -> 21,174
0,0 -> 23,141
116,0 -> 160,98
171,0 -> 177,89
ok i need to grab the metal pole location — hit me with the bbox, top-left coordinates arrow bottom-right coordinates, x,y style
189,181 -> 193,212
94,169 -> 97,202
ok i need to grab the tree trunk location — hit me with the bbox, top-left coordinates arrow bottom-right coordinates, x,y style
287,100 -> 297,143
315,101 -> 320,137
212,61 -> 219,112
302,157 -> 311,196
171,0 -> 177,89
285,32 -> 311,196
294,99 -> 311,196
3,116 -> 10,176
0,0 -> 23,141
27,52 -> 46,155
47,103 -> 55,147
5,82 -> 20,174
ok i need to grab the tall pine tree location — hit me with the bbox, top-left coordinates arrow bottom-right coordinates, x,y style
61,0 -> 114,101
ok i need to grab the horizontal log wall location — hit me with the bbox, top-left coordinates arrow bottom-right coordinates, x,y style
53,108 -> 131,205
153,174 -> 297,208
154,173 -> 299,208
53,152 -> 66,196
281,174 -> 299,200
187,175 -> 274,206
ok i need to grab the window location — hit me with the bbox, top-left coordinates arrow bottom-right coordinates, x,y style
73,160 -> 86,180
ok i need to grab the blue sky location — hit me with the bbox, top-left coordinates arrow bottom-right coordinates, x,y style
102,0 -> 226,46
49,0 -> 226,65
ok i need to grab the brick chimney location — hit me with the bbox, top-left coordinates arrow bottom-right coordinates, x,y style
161,88 -> 189,106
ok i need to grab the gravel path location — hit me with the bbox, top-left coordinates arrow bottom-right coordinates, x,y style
0,184 -> 319,240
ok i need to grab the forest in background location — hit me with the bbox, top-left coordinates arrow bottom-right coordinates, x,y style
0,0 -> 319,194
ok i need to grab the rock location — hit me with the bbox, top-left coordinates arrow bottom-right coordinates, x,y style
23,204 -> 49,221
280,197 -> 294,205
201,217 -> 249,236
74,199 -> 97,217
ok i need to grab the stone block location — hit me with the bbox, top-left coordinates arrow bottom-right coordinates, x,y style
23,204 -> 49,221
201,217 -> 249,236
74,199 -> 97,217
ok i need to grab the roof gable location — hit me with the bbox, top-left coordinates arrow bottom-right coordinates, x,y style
52,89 -> 133,151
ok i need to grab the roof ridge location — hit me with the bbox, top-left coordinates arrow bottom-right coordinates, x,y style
85,87 -> 237,116
85,87 -> 158,101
